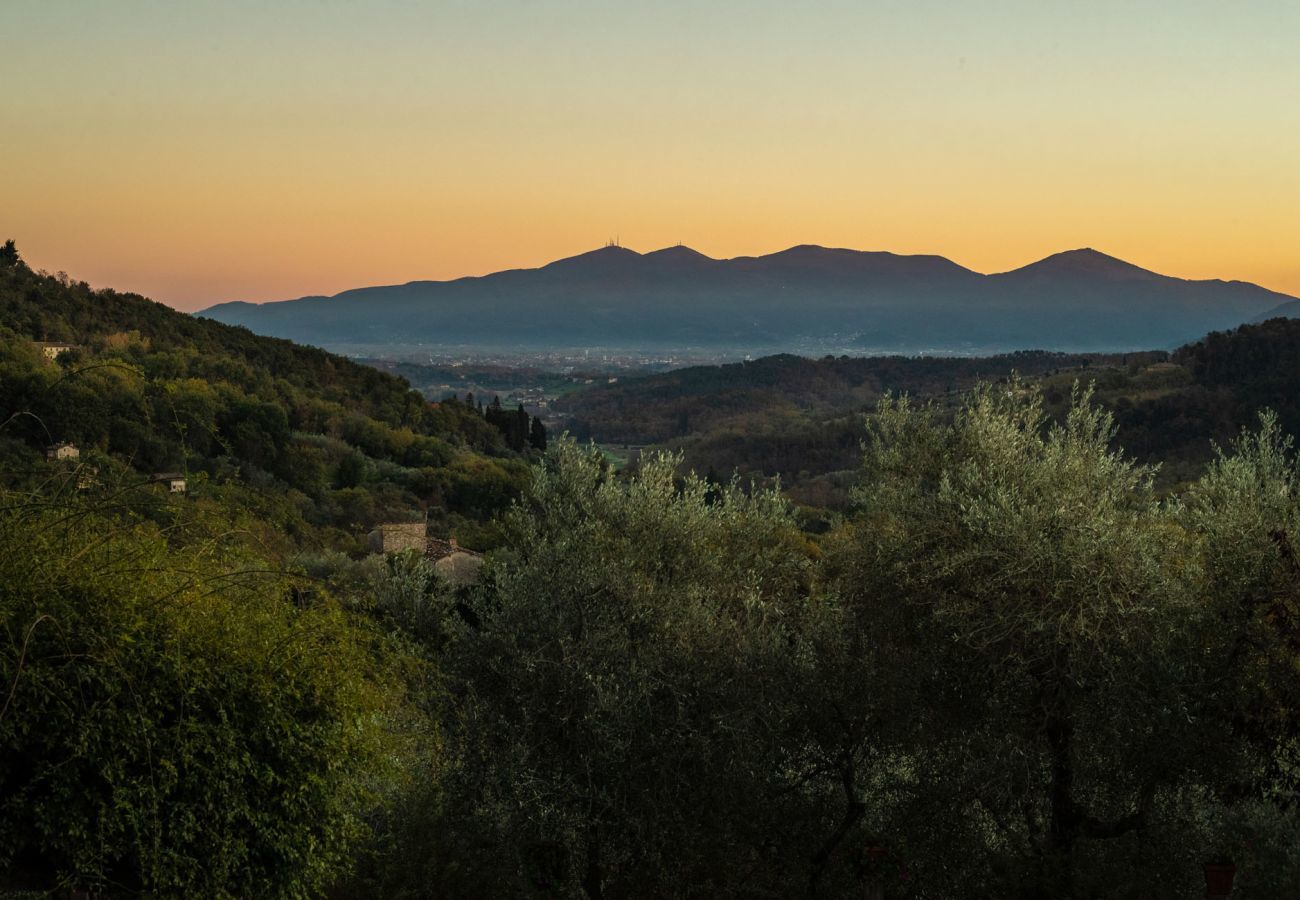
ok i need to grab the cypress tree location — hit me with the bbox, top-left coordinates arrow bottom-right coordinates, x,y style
529,416 -> 548,451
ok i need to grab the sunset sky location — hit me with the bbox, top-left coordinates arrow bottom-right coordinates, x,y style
3,0 -> 1298,311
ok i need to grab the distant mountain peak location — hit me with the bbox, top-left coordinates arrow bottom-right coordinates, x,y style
1002,248 -> 1161,281
738,244 -> 976,280
769,244 -> 854,259
642,245 -> 717,272
540,244 -> 643,274
645,244 -> 713,261
553,244 -> 642,263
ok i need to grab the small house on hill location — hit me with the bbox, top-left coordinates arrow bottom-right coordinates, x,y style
366,526 -> 484,584
46,442 -> 80,461
151,472 -> 187,493
428,537 -> 484,587
32,341 -> 78,361
369,522 -> 427,555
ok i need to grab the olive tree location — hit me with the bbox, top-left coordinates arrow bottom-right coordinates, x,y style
1178,413 -> 1300,896
831,385 -> 1210,897
440,441 -> 817,898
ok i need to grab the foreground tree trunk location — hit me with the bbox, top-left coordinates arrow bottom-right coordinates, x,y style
1039,710 -> 1078,899
582,824 -> 604,900
808,752 -> 865,899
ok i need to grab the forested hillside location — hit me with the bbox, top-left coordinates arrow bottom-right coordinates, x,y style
560,349 -> 1162,509
1037,317 -> 1300,486
560,349 -> 1157,445
0,242 -> 546,896
0,241 -> 536,550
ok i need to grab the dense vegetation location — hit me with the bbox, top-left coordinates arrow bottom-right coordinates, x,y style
371,398 -> 1300,898
560,350 -> 1166,510
0,488 -> 397,896
5,242 -> 1300,896
0,241 -> 532,895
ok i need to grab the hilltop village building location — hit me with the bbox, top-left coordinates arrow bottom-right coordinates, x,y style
45,443 -> 97,488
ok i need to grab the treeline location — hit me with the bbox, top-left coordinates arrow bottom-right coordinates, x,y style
560,349 -> 1159,446
476,394 -> 548,453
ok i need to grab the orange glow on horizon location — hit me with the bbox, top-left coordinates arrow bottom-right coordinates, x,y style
4,1 -> 1299,311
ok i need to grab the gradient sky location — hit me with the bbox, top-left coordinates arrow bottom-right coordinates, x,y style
3,0 -> 1299,311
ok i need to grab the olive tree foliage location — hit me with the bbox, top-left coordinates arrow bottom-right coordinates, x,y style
300,548 -> 460,900
1179,413 -> 1300,895
439,440 -> 818,898
828,384 -> 1243,897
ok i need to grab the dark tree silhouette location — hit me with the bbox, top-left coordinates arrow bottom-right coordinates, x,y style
529,415 -> 548,451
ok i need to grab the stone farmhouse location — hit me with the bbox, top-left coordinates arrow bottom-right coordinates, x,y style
368,524 -> 485,586
46,442 -> 80,461
368,522 -> 427,554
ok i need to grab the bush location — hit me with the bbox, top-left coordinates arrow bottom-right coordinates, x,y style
0,491 -> 398,897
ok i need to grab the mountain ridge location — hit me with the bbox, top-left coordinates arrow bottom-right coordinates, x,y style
198,244 -> 1299,354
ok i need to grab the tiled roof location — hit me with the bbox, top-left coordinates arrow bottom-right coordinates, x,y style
426,538 -> 482,561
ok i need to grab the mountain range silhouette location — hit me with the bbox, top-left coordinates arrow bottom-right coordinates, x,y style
200,245 -> 1299,353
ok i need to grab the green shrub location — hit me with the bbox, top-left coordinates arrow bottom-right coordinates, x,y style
0,492 -> 397,897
